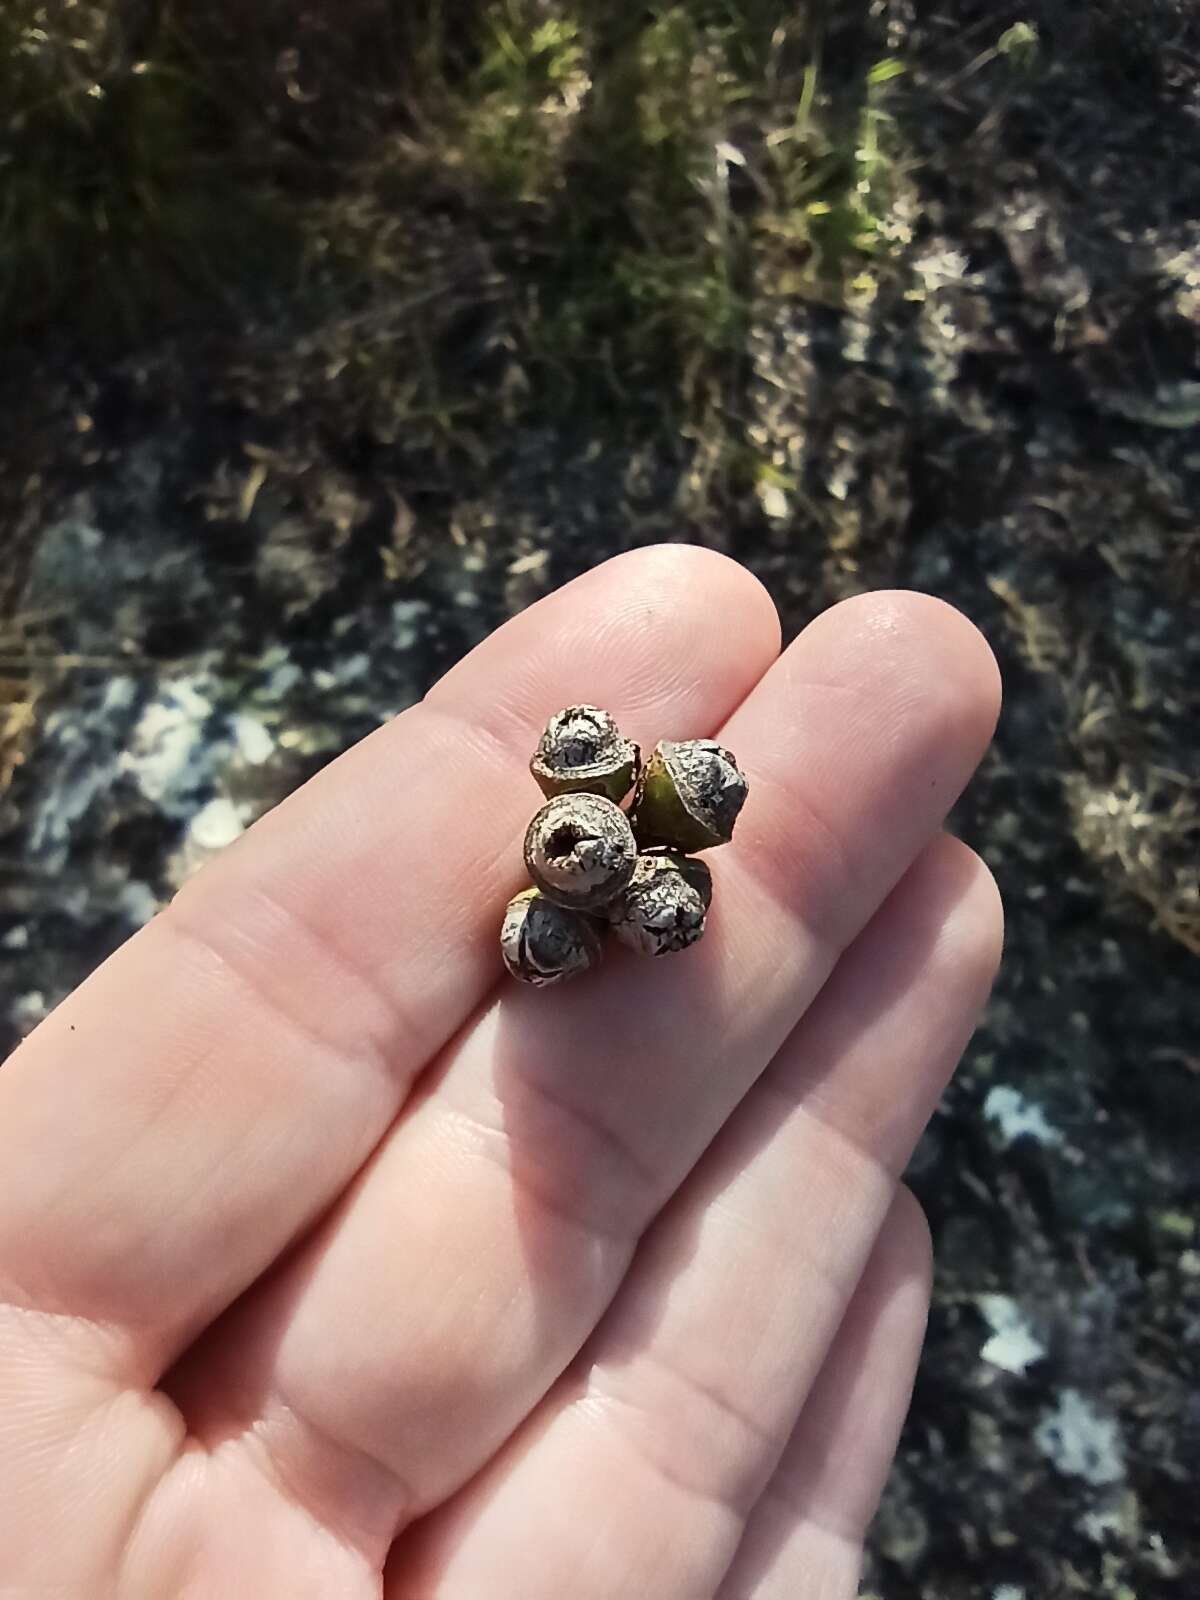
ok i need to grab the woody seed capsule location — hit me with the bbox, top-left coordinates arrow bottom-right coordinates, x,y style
608,849 -> 713,958
632,739 -> 748,852
524,790 -> 638,912
500,887 -> 604,986
530,705 -> 641,804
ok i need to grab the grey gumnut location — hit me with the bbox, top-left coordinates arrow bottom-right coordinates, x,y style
500,888 -> 603,986
608,848 -> 713,957
530,704 -> 641,803
524,790 -> 638,912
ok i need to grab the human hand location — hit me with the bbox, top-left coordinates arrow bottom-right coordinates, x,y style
0,549 -> 1002,1599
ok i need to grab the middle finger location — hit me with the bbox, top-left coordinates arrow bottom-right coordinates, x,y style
180,590 -> 999,1565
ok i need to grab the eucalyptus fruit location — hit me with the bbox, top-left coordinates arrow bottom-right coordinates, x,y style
608,848 -> 713,958
530,705 -> 641,804
500,888 -> 604,987
632,739 -> 748,852
524,790 -> 638,913
501,708 -> 748,985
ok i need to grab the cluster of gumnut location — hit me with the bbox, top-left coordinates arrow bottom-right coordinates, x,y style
501,705 -> 749,987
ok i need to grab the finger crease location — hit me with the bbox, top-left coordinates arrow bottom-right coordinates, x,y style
440,1099 -> 646,1252
0,1292 -> 154,1386
586,1353 -> 787,1523
238,1396 -> 419,1567
159,908 -> 396,1097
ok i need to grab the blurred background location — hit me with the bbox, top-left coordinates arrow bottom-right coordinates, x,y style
1,2 -> 1198,1593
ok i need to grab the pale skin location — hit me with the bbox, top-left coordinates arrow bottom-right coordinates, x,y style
0,548 -> 1003,1599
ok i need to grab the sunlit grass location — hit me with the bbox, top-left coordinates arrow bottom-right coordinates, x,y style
1,2 -> 912,419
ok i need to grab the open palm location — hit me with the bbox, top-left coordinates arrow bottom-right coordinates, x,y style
0,549 -> 1001,1599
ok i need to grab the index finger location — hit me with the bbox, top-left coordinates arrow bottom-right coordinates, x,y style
0,547 -> 780,1381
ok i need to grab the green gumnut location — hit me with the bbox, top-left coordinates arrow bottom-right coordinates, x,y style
632,740 -> 748,852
